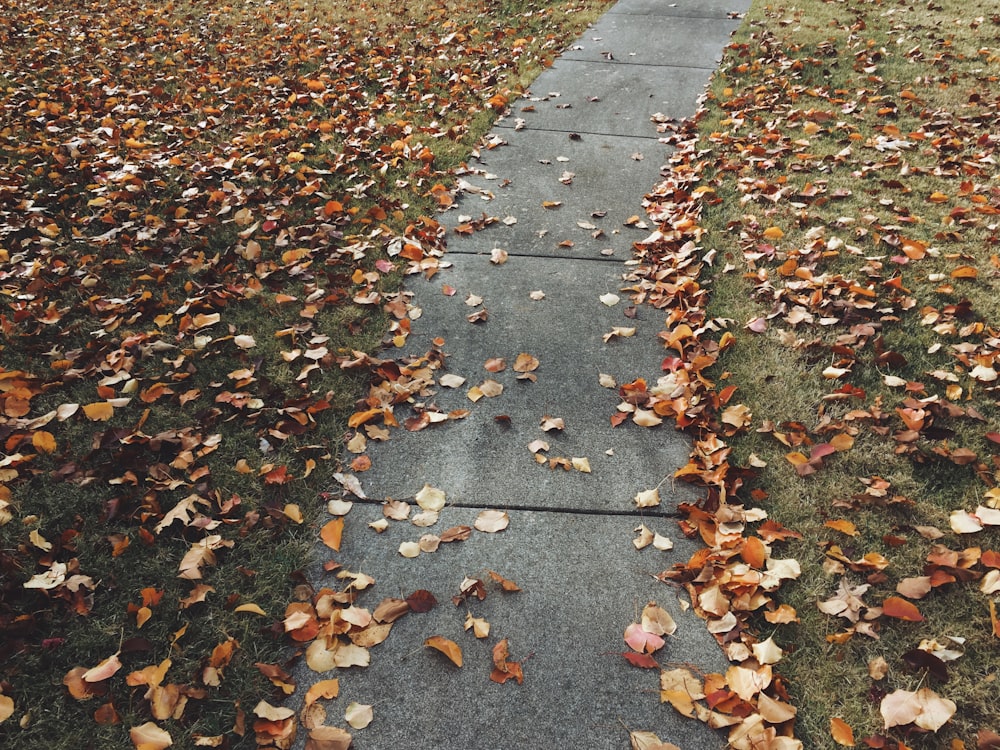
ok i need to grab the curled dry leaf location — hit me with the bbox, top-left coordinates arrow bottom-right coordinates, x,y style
464,613 -> 491,638
633,524 -> 655,550
634,488 -> 661,508
630,731 -> 681,750
424,636 -> 463,667
603,326 -> 636,342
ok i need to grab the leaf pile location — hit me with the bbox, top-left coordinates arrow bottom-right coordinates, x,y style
622,1 -> 1000,748
0,0 -> 610,746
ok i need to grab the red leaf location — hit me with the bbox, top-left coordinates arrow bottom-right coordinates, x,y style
405,589 -> 437,613
622,652 -> 659,669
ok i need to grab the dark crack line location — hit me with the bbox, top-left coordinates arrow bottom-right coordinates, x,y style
345,496 -> 685,520
491,122 -> 667,140
443,249 -> 634,263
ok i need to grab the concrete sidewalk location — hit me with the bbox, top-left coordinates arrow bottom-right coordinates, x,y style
296,1 -> 748,747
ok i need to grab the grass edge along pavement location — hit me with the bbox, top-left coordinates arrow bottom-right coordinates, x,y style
0,0 -> 616,747
625,2 -> 1000,749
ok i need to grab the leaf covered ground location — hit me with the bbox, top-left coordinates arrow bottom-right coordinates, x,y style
623,0 -> 1000,747
0,0 -> 612,746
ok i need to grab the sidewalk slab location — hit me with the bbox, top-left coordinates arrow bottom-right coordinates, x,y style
495,60 -> 712,139
607,0 -> 750,18
299,0 -> 745,746
363,253 -> 696,513
560,14 -> 742,68
295,505 -> 726,750
447,129 -> 664,259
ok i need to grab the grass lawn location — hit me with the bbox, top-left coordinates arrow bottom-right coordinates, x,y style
630,0 -> 1000,747
0,0 -> 612,746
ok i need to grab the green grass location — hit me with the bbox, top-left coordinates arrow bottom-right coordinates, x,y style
683,0 -> 1000,745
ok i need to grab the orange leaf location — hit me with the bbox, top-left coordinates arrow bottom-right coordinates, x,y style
830,716 -> 855,746
951,265 -> 978,279
825,519 -> 859,537
829,433 -> 855,452
882,596 -> 924,622
424,636 -> 462,667
740,536 -> 767,568
304,678 -> 340,706
320,518 -> 344,551
83,402 -> 114,421
763,226 -> 784,240
32,430 -> 56,453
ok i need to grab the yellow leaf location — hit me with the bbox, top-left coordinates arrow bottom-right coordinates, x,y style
763,226 -> 784,240
32,430 -> 56,453
282,504 -> 304,523
0,694 -> 14,724
234,603 -> 267,616
83,402 -> 115,421
824,519 -> 859,536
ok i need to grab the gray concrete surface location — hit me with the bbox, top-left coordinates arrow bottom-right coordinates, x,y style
295,0 -> 750,747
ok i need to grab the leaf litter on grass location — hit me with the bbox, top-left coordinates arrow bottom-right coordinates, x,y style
619,1 -> 1000,748
0,0 -> 614,746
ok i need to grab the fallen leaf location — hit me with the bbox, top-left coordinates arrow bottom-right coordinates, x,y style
424,636 -> 462,667
634,488 -> 661,508
464,614 -> 491,638
305,725 -> 352,750
305,678 -> 340,706
830,717 -> 855,746
475,509 -> 509,533
881,687 -> 956,731
129,721 -> 173,749
344,702 -> 373,729
882,596 -> 925,622
415,484 -> 446,512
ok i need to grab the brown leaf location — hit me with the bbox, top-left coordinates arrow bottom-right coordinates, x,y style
487,570 -> 521,592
